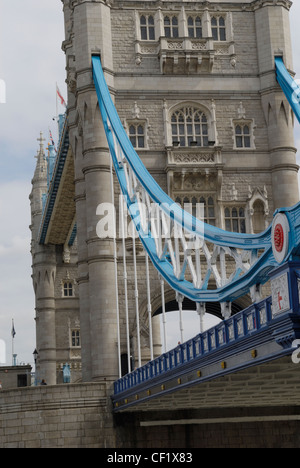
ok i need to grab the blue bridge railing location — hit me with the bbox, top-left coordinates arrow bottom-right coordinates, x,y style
114,294 -> 273,395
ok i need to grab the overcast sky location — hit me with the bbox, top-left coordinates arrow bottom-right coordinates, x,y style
0,0 -> 299,367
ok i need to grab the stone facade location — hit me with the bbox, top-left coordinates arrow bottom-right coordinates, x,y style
0,383 -> 115,448
30,0 -> 299,385
1,380 -> 300,448
0,366 -> 32,390
30,137 -> 81,385
116,408 -> 300,449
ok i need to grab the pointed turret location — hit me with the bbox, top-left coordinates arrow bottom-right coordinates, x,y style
33,132 -> 47,185
29,132 -> 58,386
29,132 -> 48,243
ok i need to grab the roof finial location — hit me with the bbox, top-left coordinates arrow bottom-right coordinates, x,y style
37,131 -> 46,154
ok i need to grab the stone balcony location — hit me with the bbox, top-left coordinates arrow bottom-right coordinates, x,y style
165,145 -> 224,197
166,145 -> 222,168
135,37 -> 236,74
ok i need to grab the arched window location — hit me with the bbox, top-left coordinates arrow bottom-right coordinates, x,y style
71,330 -> 81,348
252,200 -> 265,234
140,15 -> 155,41
164,16 -> 179,38
235,124 -> 251,148
201,196 -> 216,225
63,282 -> 74,297
129,123 -> 145,148
211,16 -> 226,41
188,16 -> 202,39
171,106 -> 209,147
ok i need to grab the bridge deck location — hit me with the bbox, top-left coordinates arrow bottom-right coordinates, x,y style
113,262 -> 300,412
113,355 -> 298,413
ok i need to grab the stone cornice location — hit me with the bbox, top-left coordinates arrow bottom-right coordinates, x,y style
251,0 -> 292,11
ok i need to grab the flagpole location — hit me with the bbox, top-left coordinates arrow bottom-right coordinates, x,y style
11,319 -> 14,366
55,84 -> 67,142
56,82 -> 59,143
56,82 -> 58,122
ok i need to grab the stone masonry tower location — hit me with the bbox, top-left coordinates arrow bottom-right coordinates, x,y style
255,2 -> 298,209
62,0 -> 120,383
30,135 -> 57,385
32,0 -> 298,385
30,133 -> 81,385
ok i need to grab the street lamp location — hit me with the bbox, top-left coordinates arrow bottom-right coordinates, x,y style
33,349 -> 38,386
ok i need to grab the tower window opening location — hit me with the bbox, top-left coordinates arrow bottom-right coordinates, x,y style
140,15 -> 155,41
225,207 -> 246,233
235,124 -> 251,148
129,123 -> 145,149
188,16 -> 202,39
71,330 -> 81,348
171,107 -> 209,147
211,16 -> 226,42
63,282 -> 74,297
164,16 -> 179,38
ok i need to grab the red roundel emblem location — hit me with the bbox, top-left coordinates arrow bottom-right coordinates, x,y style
274,224 -> 284,253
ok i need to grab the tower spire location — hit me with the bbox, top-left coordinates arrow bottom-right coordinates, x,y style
37,131 -> 46,155
33,131 -> 47,184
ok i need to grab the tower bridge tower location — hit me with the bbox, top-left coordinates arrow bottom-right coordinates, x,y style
30,0 -> 299,385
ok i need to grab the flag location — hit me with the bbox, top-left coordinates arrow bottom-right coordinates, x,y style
49,130 -> 57,152
56,85 -> 67,108
49,130 -> 55,146
11,320 -> 16,339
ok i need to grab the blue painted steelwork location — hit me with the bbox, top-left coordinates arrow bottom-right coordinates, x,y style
37,113 -> 77,247
68,224 -> 77,247
275,57 -> 300,124
46,144 -> 56,189
114,295 -> 273,395
38,117 -> 70,244
92,55 -> 300,304
58,114 -> 66,141
113,261 -> 300,409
